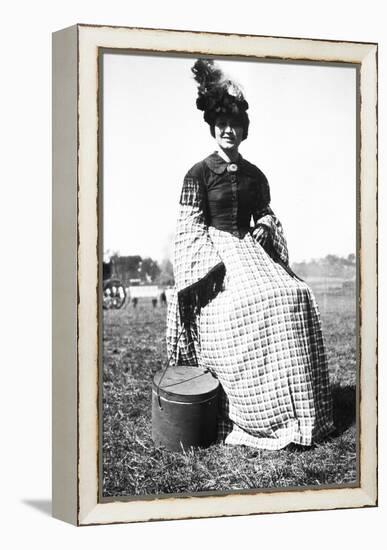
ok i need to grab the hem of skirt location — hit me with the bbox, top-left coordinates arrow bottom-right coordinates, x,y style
222,421 -> 336,451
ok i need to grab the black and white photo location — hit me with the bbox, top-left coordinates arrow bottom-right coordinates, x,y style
101,52 -> 357,497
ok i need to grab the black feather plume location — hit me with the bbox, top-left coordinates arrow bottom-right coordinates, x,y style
191,58 -> 248,114
191,59 -> 224,95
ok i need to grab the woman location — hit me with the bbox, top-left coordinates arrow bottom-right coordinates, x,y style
166,59 -> 334,450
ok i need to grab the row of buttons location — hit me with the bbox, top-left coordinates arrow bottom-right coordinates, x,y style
231,173 -> 238,231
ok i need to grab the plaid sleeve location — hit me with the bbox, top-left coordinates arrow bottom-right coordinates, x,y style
251,175 -> 289,266
174,175 -> 224,290
179,175 -> 202,207
253,208 -> 289,266
257,214 -> 289,265
167,174 -> 225,365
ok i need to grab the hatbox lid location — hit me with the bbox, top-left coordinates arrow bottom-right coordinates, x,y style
152,366 -> 219,403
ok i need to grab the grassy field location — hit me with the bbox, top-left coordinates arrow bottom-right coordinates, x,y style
102,286 -> 357,498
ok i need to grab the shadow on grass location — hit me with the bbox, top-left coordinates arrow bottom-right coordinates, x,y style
331,384 -> 356,435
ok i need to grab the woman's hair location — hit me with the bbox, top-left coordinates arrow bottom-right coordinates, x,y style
208,112 -> 249,140
191,59 -> 250,140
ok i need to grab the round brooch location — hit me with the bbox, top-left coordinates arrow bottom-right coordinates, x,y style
227,163 -> 238,173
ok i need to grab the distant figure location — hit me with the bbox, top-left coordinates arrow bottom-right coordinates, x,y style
159,291 -> 167,306
132,297 -> 138,308
152,298 -> 157,308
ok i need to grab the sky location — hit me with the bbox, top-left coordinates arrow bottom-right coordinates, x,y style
102,53 -> 356,264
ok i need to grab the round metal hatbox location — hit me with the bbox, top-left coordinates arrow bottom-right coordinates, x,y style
152,366 -> 219,452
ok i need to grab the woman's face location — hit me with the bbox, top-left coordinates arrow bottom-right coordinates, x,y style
214,115 -> 244,152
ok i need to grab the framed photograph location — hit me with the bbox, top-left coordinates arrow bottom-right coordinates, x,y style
52,24 -> 378,526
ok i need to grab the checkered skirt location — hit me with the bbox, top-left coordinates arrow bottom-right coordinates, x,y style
167,179 -> 334,450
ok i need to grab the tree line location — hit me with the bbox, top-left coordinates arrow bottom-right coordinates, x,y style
291,253 -> 356,279
104,254 -> 174,286
103,252 -> 356,286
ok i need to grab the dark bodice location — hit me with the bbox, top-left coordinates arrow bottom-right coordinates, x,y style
186,152 -> 270,234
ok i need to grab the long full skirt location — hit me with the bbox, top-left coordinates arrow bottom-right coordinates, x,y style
167,227 -> 334,450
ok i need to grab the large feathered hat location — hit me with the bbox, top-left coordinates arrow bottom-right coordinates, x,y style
191,58 -> 249,140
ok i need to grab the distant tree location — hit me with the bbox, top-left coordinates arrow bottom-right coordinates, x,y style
156,258 -> 175,285
325,254 -> 340,265
138,257 -> 161,283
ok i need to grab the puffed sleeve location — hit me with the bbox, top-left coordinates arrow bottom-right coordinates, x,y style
252,173 -> 290,266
